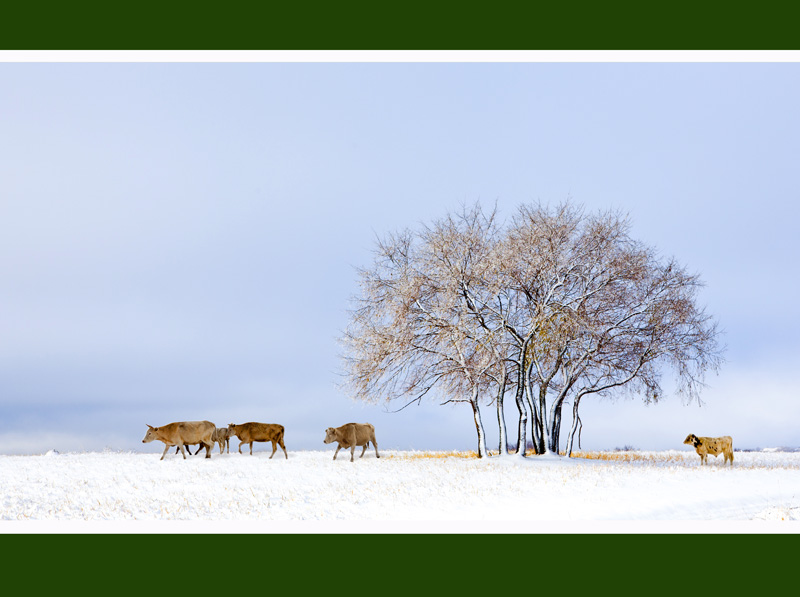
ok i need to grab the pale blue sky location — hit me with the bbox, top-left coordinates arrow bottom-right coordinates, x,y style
1,61 -> 798,454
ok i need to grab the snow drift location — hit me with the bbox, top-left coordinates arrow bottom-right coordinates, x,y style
1,450 -> 799,530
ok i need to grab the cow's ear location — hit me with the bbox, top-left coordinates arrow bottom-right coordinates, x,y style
147,424 -> 154,429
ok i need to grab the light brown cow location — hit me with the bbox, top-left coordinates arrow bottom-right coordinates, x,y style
142,421 -> 215,460
228,422 -> 288,458
323,423 -> 379,462
683,433 -> 734,466
212,426 -> 232,454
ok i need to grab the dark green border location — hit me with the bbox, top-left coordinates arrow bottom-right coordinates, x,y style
1,0 -> 798,589
3,0 -> 800,50
1,534 -> 796,589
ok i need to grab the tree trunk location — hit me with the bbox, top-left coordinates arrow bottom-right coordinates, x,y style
470,391 -> 490,458
550,403 -> 562,454
548,383 -> 575,454
538,388 -> 550,454
527,393 -> 543,454
496,371 -> 508,455
512,355 -> 528,456
524,363 -> 545,454
538,397 -> 569,455
565,396 -> 582,457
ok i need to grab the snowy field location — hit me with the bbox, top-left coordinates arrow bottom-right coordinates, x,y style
1,448 -> 799,532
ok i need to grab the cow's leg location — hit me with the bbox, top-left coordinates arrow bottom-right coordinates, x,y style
160,444 -> 171,460
350,445 -> 355,462
373,438 -> 380,459
360,444 -> 367,458
238,440 -> 244,454
178,444 -> 187,459
333,445 -> 341,460
280,439 -> 288,459
204,441 -> 212,459
269,441 -> 277,459
249,441 -> 254,455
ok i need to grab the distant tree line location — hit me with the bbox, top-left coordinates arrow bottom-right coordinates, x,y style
340,201 -> 723,457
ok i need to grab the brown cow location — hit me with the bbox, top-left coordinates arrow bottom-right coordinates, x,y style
323,423 -> 379,462
142,421 -> 215,460
213,426 -> 232,454
228,422 -> 287,458
683,433 -> 734,466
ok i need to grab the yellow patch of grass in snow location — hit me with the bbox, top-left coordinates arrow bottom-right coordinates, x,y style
570,451 -> 687,463
385,450 -> 480,460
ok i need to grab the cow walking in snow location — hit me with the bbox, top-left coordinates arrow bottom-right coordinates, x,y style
142,421 -> 216,460
228,422 -> 288,459
323,423 -> 380,462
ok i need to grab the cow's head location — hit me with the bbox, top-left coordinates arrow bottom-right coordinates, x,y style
683,433 -> 700,447
142,424 -> 158,443
323,428 -> 336,444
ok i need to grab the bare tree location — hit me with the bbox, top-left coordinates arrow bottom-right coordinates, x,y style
341,200 -> 724,458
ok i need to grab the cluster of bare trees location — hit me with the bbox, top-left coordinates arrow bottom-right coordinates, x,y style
340,201 -> 723,457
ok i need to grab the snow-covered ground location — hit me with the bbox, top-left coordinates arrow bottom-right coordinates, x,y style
2,449 -> 799,532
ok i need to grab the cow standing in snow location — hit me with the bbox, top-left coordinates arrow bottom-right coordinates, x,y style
684,433 -> 734,466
